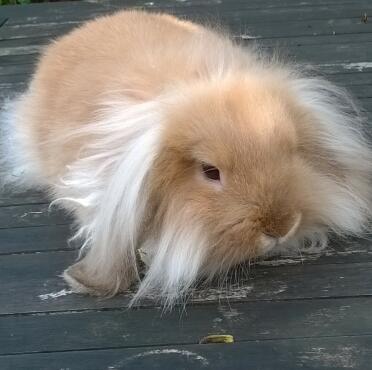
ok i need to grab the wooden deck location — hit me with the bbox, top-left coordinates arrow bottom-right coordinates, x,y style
1,1 -> 372,369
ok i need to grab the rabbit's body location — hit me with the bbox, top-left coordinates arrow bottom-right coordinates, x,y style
14,12 -> 237,181
5,11 -> 372,305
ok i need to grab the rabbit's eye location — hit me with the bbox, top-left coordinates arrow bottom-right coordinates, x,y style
201,163 -> 220,181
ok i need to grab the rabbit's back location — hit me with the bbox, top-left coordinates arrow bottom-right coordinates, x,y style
16,11 -> 240,182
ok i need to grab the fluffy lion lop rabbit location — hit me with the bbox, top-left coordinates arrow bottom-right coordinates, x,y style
2,11 -> 372,306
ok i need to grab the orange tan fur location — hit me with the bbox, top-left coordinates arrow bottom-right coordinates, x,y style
3,10 -> 371,306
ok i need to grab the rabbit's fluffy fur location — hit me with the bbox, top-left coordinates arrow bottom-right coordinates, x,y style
2,11 -> 372,306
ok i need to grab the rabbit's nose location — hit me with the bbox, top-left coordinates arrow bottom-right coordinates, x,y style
260,213 -> 302,252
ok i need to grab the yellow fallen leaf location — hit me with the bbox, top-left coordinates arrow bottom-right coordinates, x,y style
199,334 -> 234,344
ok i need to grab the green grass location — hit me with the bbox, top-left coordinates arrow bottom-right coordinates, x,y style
0,0 -> 75,4
0,0 -> 31,4
0,0 -> 32,4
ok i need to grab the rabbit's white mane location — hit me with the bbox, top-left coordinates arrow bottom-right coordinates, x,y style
50,98 -> 208,306
52,100 -> 162,295
291,76 -> 372,236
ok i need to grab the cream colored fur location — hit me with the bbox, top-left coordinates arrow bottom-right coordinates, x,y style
2,10 -> 371,306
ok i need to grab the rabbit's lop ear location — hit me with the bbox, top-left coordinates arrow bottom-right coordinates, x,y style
60,100 -> 163,297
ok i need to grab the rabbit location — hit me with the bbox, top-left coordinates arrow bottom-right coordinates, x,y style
2,10 -> 372,306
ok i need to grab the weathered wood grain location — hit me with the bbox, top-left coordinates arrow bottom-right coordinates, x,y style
0,224 -> 73,255
258,33 -> 372,47
1,0 -> 370,20
1,16 -> 371,41
109,0 -> 371,9
1,297 -> 371,355
1,335 -> 372,370
0,63 -> 34,76
0,0 -> 104,18
0,73 -> 31,84
1,248 -> 372,315
0,188 -> 48,207
3,3 -> 372,28
0,203 -> 71,229
1,32 -> 372,59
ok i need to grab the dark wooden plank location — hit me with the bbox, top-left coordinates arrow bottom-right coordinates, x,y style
0,1 -> 105,18
0,73 -> 31,84
0,189 -> 48,207
2,335 -> 372,370
1,0 -> 369,20
0,44 -> 44,57
348,84 -> 372,98
109,0 -> 371,9
1,297 -> 371,355
1,16 -> 371,41
5,11 -> 103,28
0,53 -> 39,66
0,84 -> 25,100
0,224 -> 73,255
0,23 -> 77,41
0,203 -> 70,229
0,63 -> 34,76
0,35 -> 49,49
362,98 -> 372,112
258,33 -> 372,47
257,237 -> 372,266
1,30 -> 371,60
0,84 -> 26,100
1,248 -> 372,314
207,7 -> 372,31
272,43 -> 372,66
328,72 -> 372,85
4,3 -> 372,28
